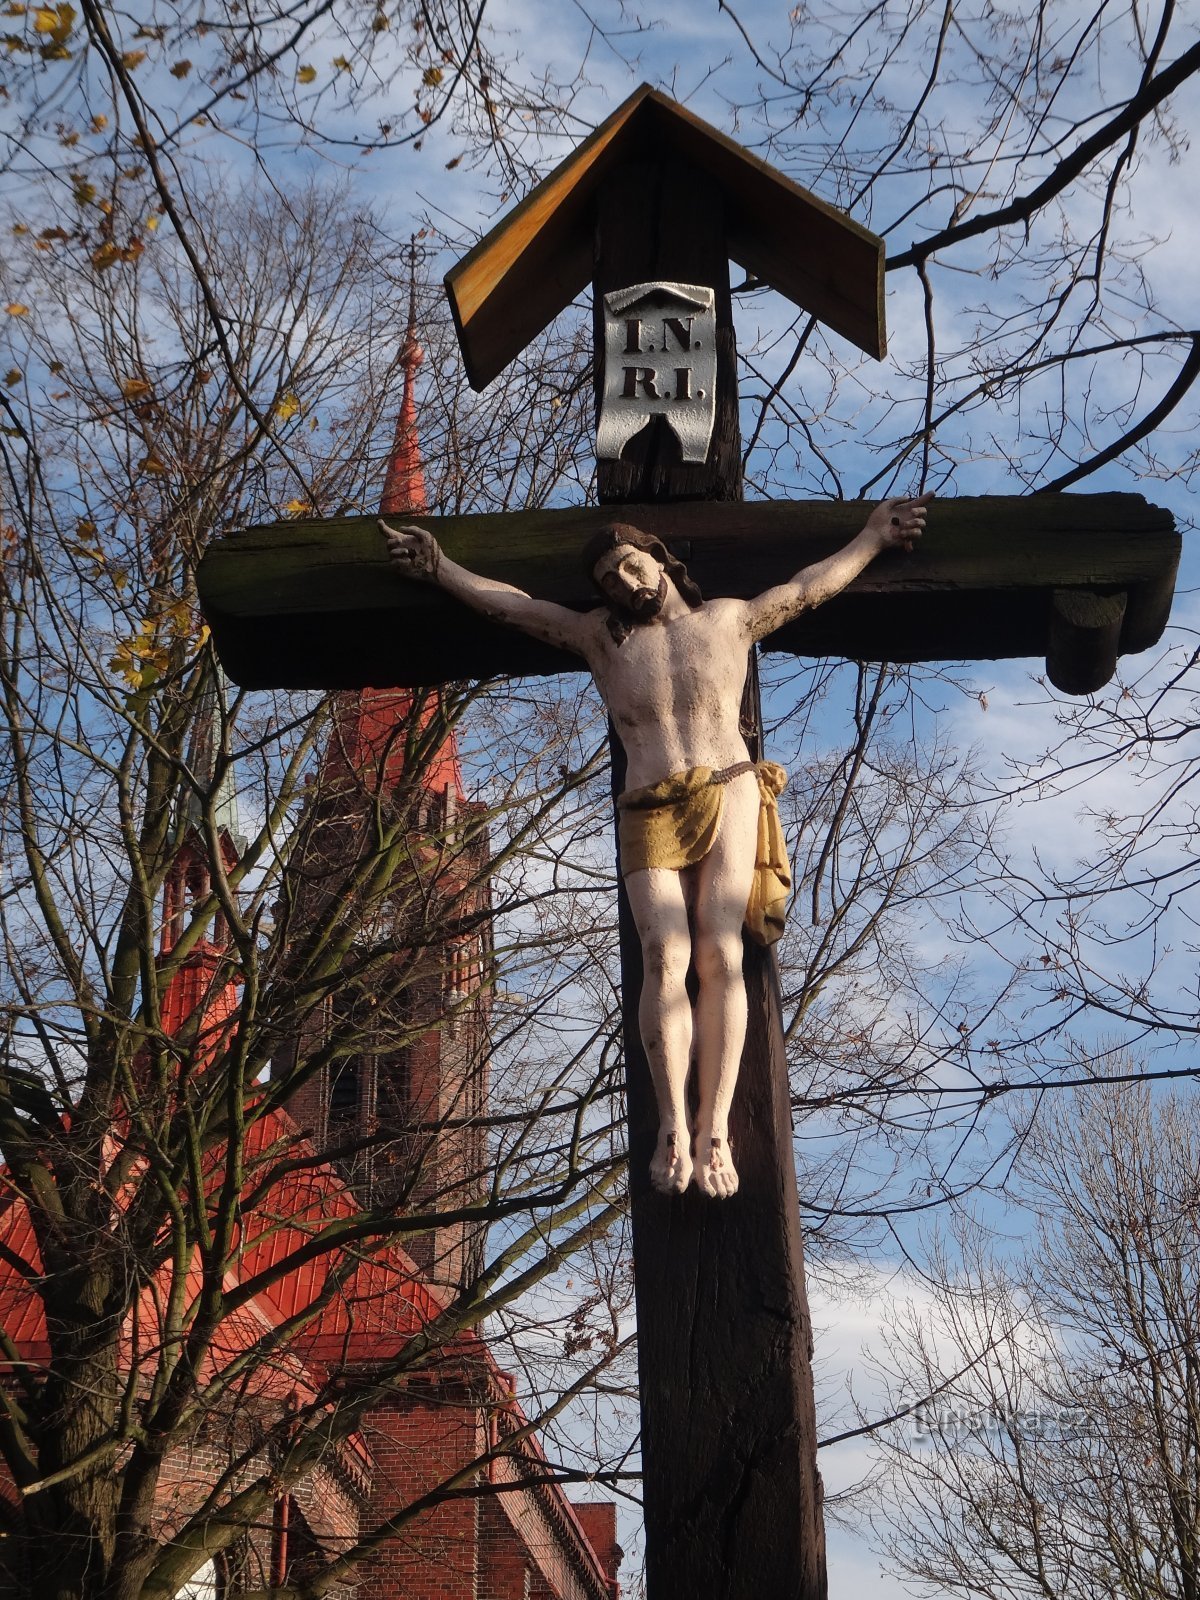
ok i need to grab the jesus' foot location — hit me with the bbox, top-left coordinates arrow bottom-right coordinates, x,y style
649,1127 -> 693,1195
695,1132 -> 739,1199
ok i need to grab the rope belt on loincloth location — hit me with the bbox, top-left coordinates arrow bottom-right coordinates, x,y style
616,760 -> 791,946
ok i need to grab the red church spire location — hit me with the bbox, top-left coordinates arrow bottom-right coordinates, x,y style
323,246 -> 462,799
320,259 -> 464,800
380,268 -> 428,518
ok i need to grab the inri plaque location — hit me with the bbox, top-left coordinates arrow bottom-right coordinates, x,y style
597,282 -> 717,465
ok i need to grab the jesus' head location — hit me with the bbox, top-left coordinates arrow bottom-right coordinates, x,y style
581,523 -> 703,641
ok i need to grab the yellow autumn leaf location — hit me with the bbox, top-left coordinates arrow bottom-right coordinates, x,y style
121,377 -> 152,400
296,63 -> 316,83
108,619 -> 169,688
2,5 -> 26,15
120,48 -> 145,69
164,598 -> 192,632
91,240 -> 121,270
67,536 -> 105,568
5,302 -> 29,316
139,452 -> 168,475
332,54 -> 351,70
4,34 -> 31,52
285,499 -> 312,516
4,369 -> 21,387
169,58 -> 191,77
145,214 -> 159,231
71,175 -> 95,205
275,391 -> 300,422
90,113 -> 106,131
33,2 -> 71,43
109,647 -> 167,691
11,222 -> 27,234
421,65 -> 443,87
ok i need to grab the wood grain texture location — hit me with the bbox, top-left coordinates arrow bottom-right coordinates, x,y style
197,494 -> 1180,693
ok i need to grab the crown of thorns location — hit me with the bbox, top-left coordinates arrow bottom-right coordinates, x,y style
580,523 -> 703,608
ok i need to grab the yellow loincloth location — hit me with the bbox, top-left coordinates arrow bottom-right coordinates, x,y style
616,761 -> 791,946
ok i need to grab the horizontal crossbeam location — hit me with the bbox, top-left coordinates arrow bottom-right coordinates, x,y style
197,494 -> 1179,694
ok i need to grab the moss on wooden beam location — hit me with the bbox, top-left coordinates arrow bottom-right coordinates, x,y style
196,493 -> 1180,695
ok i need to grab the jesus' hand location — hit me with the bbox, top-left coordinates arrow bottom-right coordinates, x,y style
865,492 -> 933,554
381,520 -> 442,583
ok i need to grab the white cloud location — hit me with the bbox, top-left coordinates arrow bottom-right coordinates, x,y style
814,1264 -> 957,1599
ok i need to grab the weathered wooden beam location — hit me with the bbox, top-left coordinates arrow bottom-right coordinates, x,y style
1047,589 -> 1128,695
197,494 -> 1180,696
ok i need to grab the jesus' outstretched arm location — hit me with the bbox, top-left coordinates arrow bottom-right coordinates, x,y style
381,520 -> 592,657
743,492 -> 932,643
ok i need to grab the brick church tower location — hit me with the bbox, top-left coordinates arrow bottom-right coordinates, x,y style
275,278 -> 492,1293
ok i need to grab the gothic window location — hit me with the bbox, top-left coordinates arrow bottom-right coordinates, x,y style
328,1056 -> 359,1124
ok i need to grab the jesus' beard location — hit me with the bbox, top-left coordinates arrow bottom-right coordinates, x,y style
618,573 -> 668,623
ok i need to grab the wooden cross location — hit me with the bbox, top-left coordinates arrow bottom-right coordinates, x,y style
198,87 -> 1180,1600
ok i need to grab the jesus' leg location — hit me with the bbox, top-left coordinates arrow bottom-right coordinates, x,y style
689,771 -> 760,1198
624,865 -> 694,1195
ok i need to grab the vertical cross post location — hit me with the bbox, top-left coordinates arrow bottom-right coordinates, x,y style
595,156 -> 827,1600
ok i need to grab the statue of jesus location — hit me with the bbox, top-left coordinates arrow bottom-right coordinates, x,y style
382,495 -> 930,1199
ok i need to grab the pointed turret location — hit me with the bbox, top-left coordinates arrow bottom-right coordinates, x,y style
322,255 -> 463,799
380,272 -> 428,518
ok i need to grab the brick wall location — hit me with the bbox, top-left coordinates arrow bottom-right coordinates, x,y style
356,1378 -> 486,1600
571,1503 -> 621,1599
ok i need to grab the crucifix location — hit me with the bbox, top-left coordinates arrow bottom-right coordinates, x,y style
198,87 -> 1180,1600
381,495 -> 929,1198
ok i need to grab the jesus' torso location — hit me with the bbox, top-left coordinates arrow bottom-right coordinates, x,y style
581,596 -> 754,790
